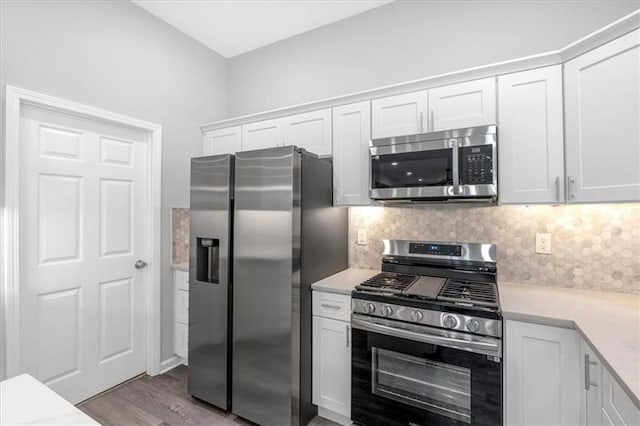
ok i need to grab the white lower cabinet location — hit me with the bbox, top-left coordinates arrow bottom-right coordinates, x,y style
312,291 -> 351,425
506,320 -> 640,426
582,340 -> 603,425
505,320 -> 581,426
581,339 -> 640,426
174,270 -> 189,363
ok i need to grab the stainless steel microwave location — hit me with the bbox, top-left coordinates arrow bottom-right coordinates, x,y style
369,125 -> 497,203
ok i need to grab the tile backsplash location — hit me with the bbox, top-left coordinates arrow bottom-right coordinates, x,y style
349,204 -> 639,294
171,207 -> 190,265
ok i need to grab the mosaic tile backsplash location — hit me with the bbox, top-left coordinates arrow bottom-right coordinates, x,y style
171,207 -> 190,265
349,204 -> 639,294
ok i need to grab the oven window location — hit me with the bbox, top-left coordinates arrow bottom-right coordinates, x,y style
371,149 -> 453,189
371,347 -> 471,424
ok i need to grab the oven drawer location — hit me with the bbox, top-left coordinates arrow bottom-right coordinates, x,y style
312,291 -> 351,322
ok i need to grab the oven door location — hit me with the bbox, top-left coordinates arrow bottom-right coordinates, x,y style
369,138 -> 460,200
351,315 -> 502,426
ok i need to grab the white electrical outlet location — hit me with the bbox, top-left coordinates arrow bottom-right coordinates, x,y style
357,228 -> 368,245
535,233 -> 552,254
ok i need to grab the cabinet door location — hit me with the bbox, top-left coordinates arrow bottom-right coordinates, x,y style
312,316 -> 351,418
371,91 -> 428,138
505,320 -> 580,426
429,77 -> 496,131
175,322 -> 188,360
601,368 -> 640,425
498,66 -> 565,204
175,289 -> 188,325
581,340 -> 603,426
203,126 -> 242,155
283,109 -> 332,156
564,29 -> 640,203
332,101 -> 372,206
241,118 -> 283,151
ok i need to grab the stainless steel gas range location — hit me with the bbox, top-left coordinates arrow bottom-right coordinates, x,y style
351,240 -> 502,426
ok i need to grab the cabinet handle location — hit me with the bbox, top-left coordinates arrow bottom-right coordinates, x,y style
584,354 -> 599,390
321,303 -> 342,310
346,325 -> 351,348
430,110 -> 435,131
567,176 -> 576,201
419,112 -> 425,133
555,176 -> 560,202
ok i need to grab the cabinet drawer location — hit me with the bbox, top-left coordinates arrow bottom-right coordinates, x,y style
313,291 -> 351,321
175,270 -> 188,291
175,322 -> 188,359
175,289 -> 189,325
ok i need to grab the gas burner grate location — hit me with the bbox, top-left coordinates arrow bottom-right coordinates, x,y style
356,272 -> 419,294
437,280 -> 498,308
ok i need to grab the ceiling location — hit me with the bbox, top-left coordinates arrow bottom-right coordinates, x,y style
132,0 -> 393,58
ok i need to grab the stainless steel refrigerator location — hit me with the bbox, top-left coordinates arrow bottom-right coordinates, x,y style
188,146 -> 348,426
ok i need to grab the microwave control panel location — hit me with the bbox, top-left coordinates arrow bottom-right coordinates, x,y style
460,145 -> 494,184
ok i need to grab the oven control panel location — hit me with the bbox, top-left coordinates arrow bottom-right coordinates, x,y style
352,298 -> 502,338
409,243 -> 462,257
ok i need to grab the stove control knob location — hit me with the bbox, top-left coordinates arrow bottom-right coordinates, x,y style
410,310 -> 423,322
363,302 -> 376,314
382,305 -> 394,317
443,314 -> 459,329
466,319 -> 480,333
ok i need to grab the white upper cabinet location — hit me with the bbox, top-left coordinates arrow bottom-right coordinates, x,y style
203,126 -> 242,156
371,91 -> 428,139
428,77 -> 496,131
498,66 -> 565,204
505,320 -> 581,426
564,29 -> 640,203
241,118 -> 284,151
370,78 -> 496,139
332,101 -> 372,206
282,108 -> 332,156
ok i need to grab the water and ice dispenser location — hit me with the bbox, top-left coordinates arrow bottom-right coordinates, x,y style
196,237 -> 220,284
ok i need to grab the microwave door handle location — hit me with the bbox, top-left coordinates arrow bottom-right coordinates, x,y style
452,139 -> 460,195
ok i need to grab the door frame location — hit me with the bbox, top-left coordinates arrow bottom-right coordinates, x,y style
1,85 -> 163,380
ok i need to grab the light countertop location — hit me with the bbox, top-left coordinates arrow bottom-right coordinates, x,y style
311,268 -> 640,407
0,374 -> 100,425
311,268 -> 379,294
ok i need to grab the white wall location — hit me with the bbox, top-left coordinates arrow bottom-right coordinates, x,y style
228,0 -> 639,116
0,0 -> 227,367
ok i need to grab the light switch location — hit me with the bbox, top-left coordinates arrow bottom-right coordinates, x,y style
357,228 -> 368,245
535,233 -> 552,254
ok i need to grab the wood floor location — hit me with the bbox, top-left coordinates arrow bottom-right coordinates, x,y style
78,365 -> 337,426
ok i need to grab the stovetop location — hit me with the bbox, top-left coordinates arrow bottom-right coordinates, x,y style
356,271 -> 499,309
356,272 -> 418,294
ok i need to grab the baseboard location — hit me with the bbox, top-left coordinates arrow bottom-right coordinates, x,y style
158,355 -> 182,374
318,407 -> 351,426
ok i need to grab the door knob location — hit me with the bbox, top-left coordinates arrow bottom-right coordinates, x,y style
135,260 -> 147,269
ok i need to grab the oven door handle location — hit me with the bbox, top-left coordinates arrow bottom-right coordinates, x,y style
351,316 -> 501,358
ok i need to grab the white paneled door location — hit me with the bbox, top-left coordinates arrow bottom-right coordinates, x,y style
18,105 -> 149,404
